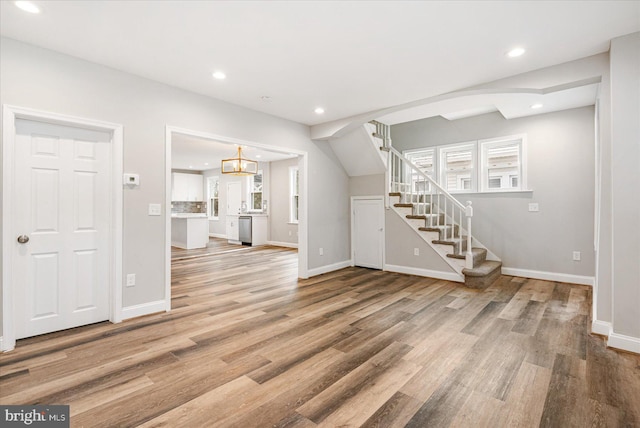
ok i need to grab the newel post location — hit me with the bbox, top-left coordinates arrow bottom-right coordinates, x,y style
465,201 -> 473,269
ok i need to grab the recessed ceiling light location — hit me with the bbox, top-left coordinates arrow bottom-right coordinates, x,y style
255,154 -> 262,158
204,162 -> 209,166
15,1 -> 40,13
506,47 -> 525,58
530,103 -> 543,109
314,107 -> 325,114
212,71 -> 226,80
189,165 -> 194,169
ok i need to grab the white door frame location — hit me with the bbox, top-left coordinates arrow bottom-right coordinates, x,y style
165,126 -> 309,311
2,105 -> 124,352
350,196 -> 385,268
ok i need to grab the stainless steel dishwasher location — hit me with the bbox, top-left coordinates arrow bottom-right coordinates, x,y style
239,216 -> 252,246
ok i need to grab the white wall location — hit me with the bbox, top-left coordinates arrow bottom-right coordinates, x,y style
269,157 -> 299,245
392,107 -> 596,279
0,38 -> 350,324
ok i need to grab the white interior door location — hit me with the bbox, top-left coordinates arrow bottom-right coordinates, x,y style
12,119 -> 112,340
353,198 -> 384,269
227,181 -> 241,215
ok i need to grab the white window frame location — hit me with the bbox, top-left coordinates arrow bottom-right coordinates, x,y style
479,134 -> 527,192
289,166 -> 299,224
439,141 -> 477,193
403,147 -> 436,193
207,175 -> 219,220
248,169 -> 263,212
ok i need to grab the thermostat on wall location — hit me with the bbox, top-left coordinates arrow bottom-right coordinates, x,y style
123,173 -> 140,186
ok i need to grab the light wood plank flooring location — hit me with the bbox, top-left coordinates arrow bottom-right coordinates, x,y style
1,243 -> 639,427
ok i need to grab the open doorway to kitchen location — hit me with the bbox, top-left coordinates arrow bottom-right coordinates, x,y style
164,126 -> 308,311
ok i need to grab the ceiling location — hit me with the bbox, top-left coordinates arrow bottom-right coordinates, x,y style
171,133 -> 296,171
1,1 -> 638,127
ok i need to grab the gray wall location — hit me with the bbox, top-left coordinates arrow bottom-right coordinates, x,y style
1,38 -> 350,317
269,157 -> 299,245
608,32 -> 640,340
392,106 -> 596,277
349,174 -> 455,274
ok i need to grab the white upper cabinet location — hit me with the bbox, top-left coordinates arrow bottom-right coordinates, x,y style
171,172 -> 204,201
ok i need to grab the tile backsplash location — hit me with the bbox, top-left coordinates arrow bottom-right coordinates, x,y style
172,201 -> 207,214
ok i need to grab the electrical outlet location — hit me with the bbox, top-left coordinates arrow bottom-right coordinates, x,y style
319,247 -> 324,256
528,203 -> 539,212
126,273 -> 136,287
573,251 -> 581,261
288,230 -> 292,236
414,248 -> 420,256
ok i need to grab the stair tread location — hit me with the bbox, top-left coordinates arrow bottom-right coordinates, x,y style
445,247 -> 485,260
406,214 -> 442,219
394,203 -> 414,208
433,238 -> 470,246
462,260 -> 502,277
389,192 -> 402,197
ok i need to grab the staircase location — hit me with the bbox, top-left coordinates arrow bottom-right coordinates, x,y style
374,122 -> 502,288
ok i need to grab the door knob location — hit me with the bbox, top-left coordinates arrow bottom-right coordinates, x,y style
17,235 -> 30,244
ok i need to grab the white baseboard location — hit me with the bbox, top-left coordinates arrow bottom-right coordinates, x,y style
591,319 -> 611,336
607,331 -> 640,354
501,267 -> 594,286
121,300 -> 168,321
267,240 -> 298,249
307,260 -> 351,277
209,233 -> 226,239
384,264 -> 464,283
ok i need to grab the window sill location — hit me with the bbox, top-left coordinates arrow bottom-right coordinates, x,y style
209,217 -> 219,221
288,222 -> 299,225
451,189 -> 533,196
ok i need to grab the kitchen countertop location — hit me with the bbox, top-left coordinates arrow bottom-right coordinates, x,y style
171,213 -> 207,218
228,213 -> 268,217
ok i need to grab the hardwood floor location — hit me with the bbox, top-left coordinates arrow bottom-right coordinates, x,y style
2,243 -> 639,427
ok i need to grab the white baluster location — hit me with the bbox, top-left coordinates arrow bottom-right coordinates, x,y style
465,201 -> 473,269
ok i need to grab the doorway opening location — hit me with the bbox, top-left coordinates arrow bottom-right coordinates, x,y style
164,126 -> 309,311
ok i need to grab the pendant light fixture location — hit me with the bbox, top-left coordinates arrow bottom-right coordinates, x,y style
221,146 -> 258,175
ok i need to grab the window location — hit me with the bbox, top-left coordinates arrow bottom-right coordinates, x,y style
402,135 -> 527,194
290,167 -> 299,223
480,136 -> 525,192
207,176 -> 219,219
405,148 -> 435,193
439,142 -> 477,192
249,170 -> 263,211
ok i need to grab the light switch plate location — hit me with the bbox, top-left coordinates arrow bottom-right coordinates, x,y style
148,203 -> 162,216
528,203 -> 539,212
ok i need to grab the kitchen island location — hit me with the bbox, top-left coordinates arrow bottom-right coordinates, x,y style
171,213 -> 208,249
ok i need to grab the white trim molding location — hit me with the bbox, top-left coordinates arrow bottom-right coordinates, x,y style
607,331 -> 640,354
121,300 -> 167,321
267,241 -> 299,249
209,233 -> 227,239
307,260 -> 351,277
590,320 -> 640,355
2,105 -> 123,352
384,264 -> 463,283
501,267 -> 594,286
591,320 -> 612,336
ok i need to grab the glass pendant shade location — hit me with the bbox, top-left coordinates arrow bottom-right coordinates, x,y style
221,147 -> 258,175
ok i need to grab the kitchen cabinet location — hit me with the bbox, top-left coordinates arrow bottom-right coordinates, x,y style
227,214 -> 267,246
226,215 -> 239,242
171,214 -> 208,249
171,172 -> 203,201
